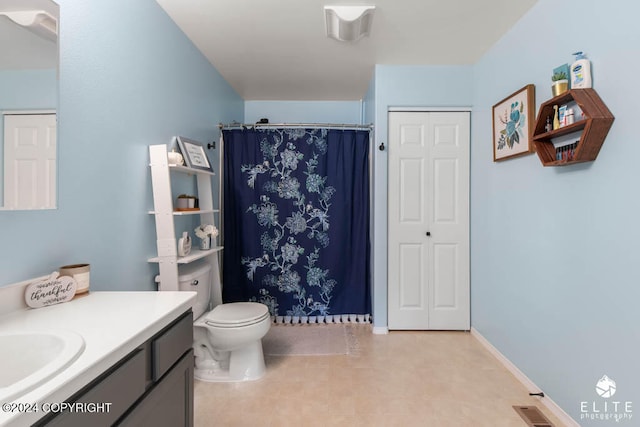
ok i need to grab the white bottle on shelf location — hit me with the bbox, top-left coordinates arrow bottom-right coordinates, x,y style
566,108 -> 575,125
177,232 -> 192,257
570,51 -> 592,89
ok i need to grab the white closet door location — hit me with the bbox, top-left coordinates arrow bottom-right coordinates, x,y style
388,111 -> 469,330
3,113 -> 57,209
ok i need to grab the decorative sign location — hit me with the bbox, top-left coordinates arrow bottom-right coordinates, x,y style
25,272 -> 77,308
176,136 -> 213,172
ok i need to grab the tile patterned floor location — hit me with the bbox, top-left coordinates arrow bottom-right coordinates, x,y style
194,324 -> 565,427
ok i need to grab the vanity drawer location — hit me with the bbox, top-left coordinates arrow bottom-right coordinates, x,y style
152,310 -> 193,380
44,347 -> 147,427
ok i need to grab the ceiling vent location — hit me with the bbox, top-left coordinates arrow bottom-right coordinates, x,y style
324,5 -> 375,42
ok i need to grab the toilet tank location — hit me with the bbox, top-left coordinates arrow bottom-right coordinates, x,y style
178,262 -> 211,319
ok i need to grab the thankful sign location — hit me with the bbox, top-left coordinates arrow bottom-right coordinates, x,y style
25,272 -> 77,308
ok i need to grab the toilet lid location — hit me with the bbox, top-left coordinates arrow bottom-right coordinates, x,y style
204,302 -> 270,327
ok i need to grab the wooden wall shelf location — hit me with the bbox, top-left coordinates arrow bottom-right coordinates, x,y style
532,89 -> 614,166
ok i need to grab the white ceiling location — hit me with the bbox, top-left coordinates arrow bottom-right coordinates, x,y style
156,0 -> 538,101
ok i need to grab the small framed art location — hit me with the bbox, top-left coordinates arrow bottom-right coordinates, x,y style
176,136 -> 213,172
492,84 -> 535,161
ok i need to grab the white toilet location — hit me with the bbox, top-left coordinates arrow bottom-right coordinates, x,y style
177,262 -> 271,382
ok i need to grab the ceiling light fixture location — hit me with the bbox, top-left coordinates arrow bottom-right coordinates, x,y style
324,5 -> 375,42
0,10 -> 57,41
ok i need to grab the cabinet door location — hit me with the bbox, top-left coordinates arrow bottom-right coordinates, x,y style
40,348 -> 147,427
117,349 -> 194,427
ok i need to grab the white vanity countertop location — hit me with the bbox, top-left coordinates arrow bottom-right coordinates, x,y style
0,291 -> 196,427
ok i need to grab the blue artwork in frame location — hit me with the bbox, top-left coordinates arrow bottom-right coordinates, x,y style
492,84 -> 536,161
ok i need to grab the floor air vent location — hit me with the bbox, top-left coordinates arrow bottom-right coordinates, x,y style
513,406 -> 554,427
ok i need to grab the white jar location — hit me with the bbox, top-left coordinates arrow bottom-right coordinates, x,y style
168,150 -> 184,166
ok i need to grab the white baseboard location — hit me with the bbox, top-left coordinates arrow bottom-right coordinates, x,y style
372,326 -> 388,335
470,327 -> 579,427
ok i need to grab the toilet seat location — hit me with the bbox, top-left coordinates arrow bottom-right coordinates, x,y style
205,302 -> 270,328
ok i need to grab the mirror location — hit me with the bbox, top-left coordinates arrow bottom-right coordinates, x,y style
0,0 -> 58,210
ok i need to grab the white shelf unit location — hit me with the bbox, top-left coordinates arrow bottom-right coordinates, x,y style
147,209 -> 220,215
148,144 -> 223,304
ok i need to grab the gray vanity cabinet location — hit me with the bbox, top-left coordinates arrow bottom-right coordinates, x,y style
37,310 -> 194,427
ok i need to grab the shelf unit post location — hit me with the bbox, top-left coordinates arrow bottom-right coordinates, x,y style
195,166 -> 223,306
149,144 -> 180,290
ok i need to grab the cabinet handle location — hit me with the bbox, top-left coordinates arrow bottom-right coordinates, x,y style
426,232 -> 431,237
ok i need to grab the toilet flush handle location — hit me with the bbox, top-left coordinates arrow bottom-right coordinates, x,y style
191,280 -> 199,286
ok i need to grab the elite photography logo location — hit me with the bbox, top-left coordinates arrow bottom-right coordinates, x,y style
596,376 -> 617,399
580,375 -> 633,423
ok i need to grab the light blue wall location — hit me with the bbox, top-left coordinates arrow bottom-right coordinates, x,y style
371,65 -> 474,328
471,0 -> 640,423
244,101 -> 362,124
363,75 -> 375,126
363,73 -> 376,322
0,69 -> 57,110
0,0 -> 243,288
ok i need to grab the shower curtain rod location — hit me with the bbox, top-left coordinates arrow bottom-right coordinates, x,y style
218,122 -> 373,131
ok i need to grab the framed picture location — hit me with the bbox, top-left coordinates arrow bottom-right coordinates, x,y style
176,136 -> 213,172
492,84 -> 535,161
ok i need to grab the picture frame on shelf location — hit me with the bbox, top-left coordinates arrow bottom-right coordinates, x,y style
176,136 -> 213,172
492,84 -> 535,161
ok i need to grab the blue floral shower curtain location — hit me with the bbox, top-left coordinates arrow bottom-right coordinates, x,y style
222,128 -> 370,320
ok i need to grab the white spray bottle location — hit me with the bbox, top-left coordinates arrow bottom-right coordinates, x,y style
570,51 -> 592,89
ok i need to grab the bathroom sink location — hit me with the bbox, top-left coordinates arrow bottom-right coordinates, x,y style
0,330 -> 85,403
